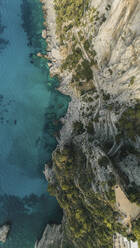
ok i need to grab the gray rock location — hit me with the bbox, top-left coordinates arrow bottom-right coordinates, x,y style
35,223 -> 74,248
0,224 -> 10,243
37,0 -> 140,247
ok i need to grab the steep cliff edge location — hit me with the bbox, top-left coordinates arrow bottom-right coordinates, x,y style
37,0 -> 140,247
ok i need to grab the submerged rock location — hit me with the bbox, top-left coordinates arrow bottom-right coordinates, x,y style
0,224 -> 10,243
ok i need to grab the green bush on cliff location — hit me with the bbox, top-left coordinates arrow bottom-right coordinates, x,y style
84,39 -> 90,51
47,183 -> 57,196
54,0 -> 90,34
48,145 -> 128,247
86,121 -> 94,135
118,102 -> 140,141
72,121 -> 85,135
129,76 -> 135,86
72,59 -> 93,84
126,183 -> 140,205
98,156 -> 109,169
61,47 -> 82,71
53,145 -> 74,170
132,219 -> 140,247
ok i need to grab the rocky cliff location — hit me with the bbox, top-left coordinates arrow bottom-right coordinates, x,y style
36,0 -> 140,247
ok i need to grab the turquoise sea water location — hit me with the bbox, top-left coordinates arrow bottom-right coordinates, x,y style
0,0 -> 69,247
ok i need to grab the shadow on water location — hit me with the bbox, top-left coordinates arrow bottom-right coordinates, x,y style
0,2 -> 9,52
21,0 -> 70,175
0,193 -> 63,248
0,0 -> 70,247
21,0 -> 47,54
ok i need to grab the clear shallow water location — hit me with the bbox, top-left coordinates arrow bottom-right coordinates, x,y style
0,0 -> 69,247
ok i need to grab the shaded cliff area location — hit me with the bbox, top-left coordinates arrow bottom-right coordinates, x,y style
36,0 -> 140,247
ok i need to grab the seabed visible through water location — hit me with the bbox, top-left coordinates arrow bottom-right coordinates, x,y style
0,0 -> 69,247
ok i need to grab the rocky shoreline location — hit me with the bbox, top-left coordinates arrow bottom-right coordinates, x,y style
41,0 -> 61,77
36,0 -> 140,247
41,0 -> 81,145
35,1 -> 78,247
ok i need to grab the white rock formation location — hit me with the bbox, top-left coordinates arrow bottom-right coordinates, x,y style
37,0 -> 140,247
0,224 -> 10,243
35,225 -> 62,248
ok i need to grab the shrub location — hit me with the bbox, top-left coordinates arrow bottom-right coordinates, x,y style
86,122 -> 94,135
73,121 -> 85,135
98,156 -> 109,168
118,103 -> 140,141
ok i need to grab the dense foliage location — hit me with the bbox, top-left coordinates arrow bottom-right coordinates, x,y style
54,0 -> 90,33
132,219 -> 140,247
48,144 -> 128,248
48,0 -> 140,247
118,102 -> 140,141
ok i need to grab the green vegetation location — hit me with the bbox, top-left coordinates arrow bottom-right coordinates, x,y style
54,0 -> 90,34
73,59 -> 93,82
119,144 -> 140,161
61,47 -> 82,71
129,76 -> 135,86
118,102 -> 140,141
48,144 -> 128,248
103,92 -> 110,101
84,39 -> 90,51
86,121 -> 94,135
126,183 -> 140,205
108,174 -> 116,187
132,219 -> 140,247
72,121 -> 85,135
61,44 -> 94,93
98,156 -> 109,169
54,0 -> 96,94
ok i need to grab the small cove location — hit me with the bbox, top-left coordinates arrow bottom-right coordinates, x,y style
0,0 -> 69,247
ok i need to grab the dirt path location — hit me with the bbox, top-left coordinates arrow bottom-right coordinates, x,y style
115,185 -> 140,230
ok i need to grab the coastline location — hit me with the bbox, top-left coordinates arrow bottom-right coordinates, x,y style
33,1 -> 75,245
35,1 -> 81,247
36,0 -> 140,247
41,0 -> 61,76
41,0 -> 81,146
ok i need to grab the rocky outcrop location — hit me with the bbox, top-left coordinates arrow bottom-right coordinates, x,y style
35,225 -> 62,248
35,220 -> 74,248
36,0 -> 140,247
41,0 -> 61,76
0,224 -> 10,243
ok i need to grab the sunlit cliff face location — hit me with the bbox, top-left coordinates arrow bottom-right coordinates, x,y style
36,0 -> 140,247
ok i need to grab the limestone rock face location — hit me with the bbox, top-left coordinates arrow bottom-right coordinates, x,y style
41,0 -> 61,76
93,0 -> 140,102
35,225 -> 62,248
35,223 -> 74,248
0,224 -> 10,243
38,0 -> 140,247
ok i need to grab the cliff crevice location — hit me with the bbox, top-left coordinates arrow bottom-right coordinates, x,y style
36,0 -> 140,247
